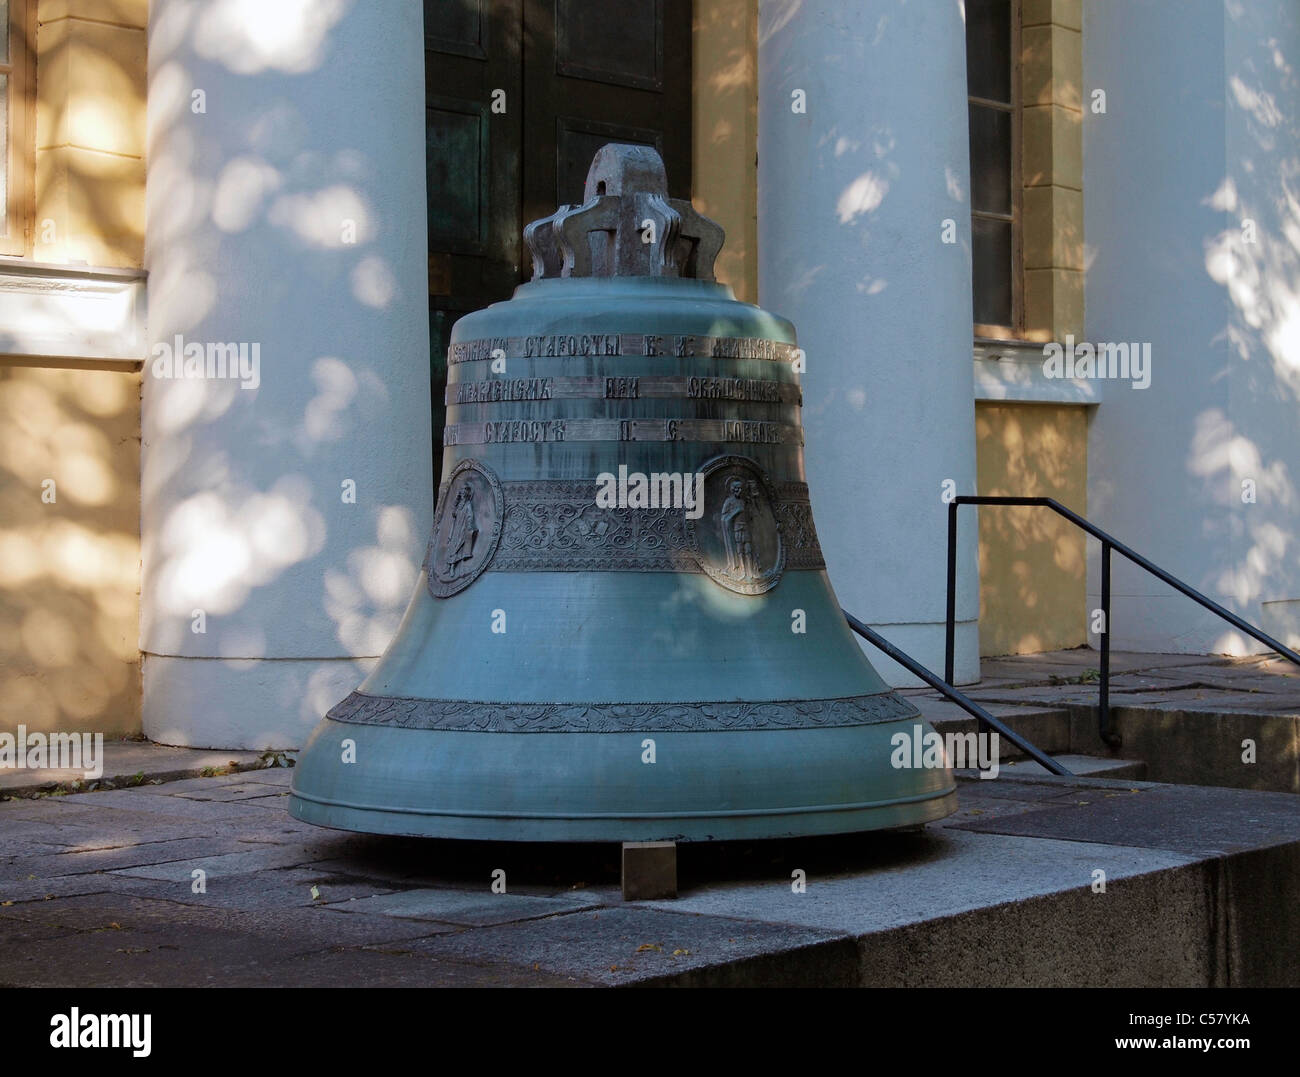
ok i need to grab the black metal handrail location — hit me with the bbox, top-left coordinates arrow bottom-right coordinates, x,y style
843,609 -> 1072,776
944,495 -> 1300,748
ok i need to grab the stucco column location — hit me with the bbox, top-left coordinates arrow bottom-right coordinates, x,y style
757,1 -> 980,683
142,2 -> 432,747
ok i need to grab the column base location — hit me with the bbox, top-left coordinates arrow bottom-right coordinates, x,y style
142,654 -> 376,750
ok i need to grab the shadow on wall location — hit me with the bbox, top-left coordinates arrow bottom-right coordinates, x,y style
0,362 -> 141,736
35,3 -> 147,266
975,402 -> 1088,657
692,0 -> 757,303
1192,3 -> 1300,651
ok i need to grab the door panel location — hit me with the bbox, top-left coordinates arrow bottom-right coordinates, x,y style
555,0 -> 664,91
424,0 -> 692,474
425,95 -> 491,254
523,0 -> 692,224
424,0 -> 522,461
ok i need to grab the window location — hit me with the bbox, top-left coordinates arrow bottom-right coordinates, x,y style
966,0 -> 1020,337
0,0 -> 33,257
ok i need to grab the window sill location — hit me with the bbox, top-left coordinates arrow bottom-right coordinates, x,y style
973,337 -> 1101,405
0,260 -> 146,365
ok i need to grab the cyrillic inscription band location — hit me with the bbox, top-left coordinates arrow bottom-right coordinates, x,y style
442,417 -> 804,446
445,375 -> 802,407
447,333 -> 801,365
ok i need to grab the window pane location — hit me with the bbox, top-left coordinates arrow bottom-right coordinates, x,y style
965,0 -> 1011,103
972,216 -> 1012,328
968,104 -> 1011,215
0,2 -> 9,65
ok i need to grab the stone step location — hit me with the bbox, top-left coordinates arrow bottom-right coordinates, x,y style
0,740 -> 273,798
958,754 -> 1148,781
909,696 -> 1073,757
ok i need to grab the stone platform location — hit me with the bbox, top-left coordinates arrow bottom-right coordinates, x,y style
2,648 -> 1297,987
1,764 -> 1296,986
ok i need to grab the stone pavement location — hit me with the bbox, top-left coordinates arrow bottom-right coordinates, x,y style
2,764 -> 1297,987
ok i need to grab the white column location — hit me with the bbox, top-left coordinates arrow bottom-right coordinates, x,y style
758,0 -> 980,683
142,1 -> 432,747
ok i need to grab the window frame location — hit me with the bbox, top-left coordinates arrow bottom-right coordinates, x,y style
0,0 -> 34,258
969,0 -> 1023,341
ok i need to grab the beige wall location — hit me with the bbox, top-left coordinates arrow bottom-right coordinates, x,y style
692,0 -> 757,303
0,363 -> 141,735
975,402 -> 1089,656
34,0 -> 147,267
0,0 -> 146,737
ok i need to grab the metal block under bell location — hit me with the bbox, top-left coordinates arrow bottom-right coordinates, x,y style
289,144 -> 958,842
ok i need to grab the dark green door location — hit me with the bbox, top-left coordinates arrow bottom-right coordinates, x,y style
424,0 -> 692,474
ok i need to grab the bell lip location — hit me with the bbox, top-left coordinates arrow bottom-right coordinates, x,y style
287,787 -> 959,844
287,713 -> 959,843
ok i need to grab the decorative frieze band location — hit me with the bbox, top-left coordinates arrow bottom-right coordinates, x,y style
327,690 -> 919,733
425,458 -> 824,597
478,477 -> 823,574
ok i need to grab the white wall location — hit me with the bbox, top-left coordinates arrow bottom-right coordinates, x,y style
1084,0 -> 1300,654
142,1 -> 433,746
757,0 -> 981,683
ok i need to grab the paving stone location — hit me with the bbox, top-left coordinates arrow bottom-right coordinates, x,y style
233,794 -> 295,812
234,769 -> 295,787
639,827 -> 1196,935
0,921 -> 305,988
950,783 -> 1300,856
0,836 -> 250,884
171,783 -> 292,803
978,755 -> 1147,780
952,775 -> 1088,803
3,798 -> 259,829
103,867 -> 404,912
0,893 -> 571,987
389,906 -> 856,986
979,650 -> 1226,680
109,844 -> 320,882
0,817 -> 100,844
0,892 -> 438,951
0,840 -> 68,858
326,888 -> 599,926
0,875 -> 129,903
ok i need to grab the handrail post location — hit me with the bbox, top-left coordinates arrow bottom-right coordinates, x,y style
1099,540 -> 1119,748
945,499 -> 958,685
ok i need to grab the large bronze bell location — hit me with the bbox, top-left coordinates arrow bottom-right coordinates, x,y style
289,145 -> 957,841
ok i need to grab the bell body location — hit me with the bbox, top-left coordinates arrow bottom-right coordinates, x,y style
289,145 -> 956,841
